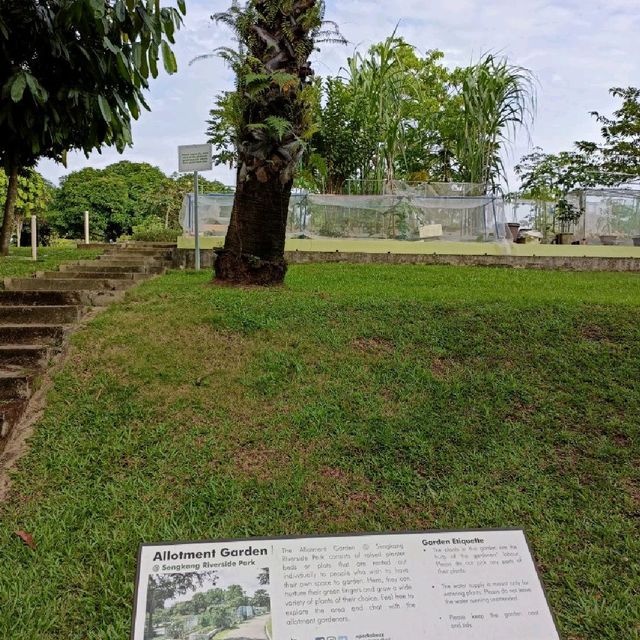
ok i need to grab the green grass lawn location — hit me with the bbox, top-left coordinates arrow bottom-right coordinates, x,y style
0,246 -> 103,278
0,265 -> 639,639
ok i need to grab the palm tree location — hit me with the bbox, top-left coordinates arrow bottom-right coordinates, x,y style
210,1 -> 343,284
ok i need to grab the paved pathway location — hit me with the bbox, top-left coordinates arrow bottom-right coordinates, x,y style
223,614 -> 271,640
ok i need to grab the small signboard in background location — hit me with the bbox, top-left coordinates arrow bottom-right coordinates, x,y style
178,144 -> 213,271
178,144 -> 213,173
132,529 -> 560,640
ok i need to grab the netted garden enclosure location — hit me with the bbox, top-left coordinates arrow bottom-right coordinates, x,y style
569,187 -> 640,244
507,186 -> 640,245
181,182 -> 509,242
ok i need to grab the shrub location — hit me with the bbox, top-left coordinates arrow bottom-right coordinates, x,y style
129,217 -> 181,242
131,227 -> 181,242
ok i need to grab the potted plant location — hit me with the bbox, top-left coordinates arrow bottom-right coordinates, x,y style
506,222 -> 521,241
554,197 -> 582,245
599,233 -> 618,246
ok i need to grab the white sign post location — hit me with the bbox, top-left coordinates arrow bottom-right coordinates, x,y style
84,210 -> 90,245
178,144 -> 213,271
132,529 -> 560,640
31,215 -> 37,262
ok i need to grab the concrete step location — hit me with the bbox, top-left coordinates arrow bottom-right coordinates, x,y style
95,257 -> 163,267
0,369 -> 32,401
38,271 -> 151,281
0,305 -> 81,325
103,247 -> 173,257
123,242 -> 177,249
0,291 -> 86,306
75,243 -> 113,250
0,325 -> 66,346
96,254 -> 154,261
0,289 -> 121,307
0,345 -> 50,368
93,261 -> 168,273
1,398 -> 27,440
60,262 -> 151,273
3,277 -> 131,291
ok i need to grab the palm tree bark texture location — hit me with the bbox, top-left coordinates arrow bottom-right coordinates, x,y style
214,0 -> 325,285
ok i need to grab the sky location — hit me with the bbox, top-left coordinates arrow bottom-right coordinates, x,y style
37,0 -> 640,190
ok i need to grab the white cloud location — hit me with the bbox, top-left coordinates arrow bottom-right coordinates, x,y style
38,0 -> 640,190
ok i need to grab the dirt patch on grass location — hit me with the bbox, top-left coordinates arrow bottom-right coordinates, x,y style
352,337 -> 395,356
622,478 -> 640,508
228,440 -> 313,482
304,465 -> 379,517
580,324 -> 615,344
554,446 -> 580,474
431,357 -> 459,379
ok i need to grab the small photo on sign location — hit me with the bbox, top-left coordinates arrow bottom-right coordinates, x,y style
144,566 -> 271,640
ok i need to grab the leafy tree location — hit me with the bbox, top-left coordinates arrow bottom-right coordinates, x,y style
49,163 -> 232,240
190,592 -> 209,615
50,168 -> 132,241
203,587 -> 227,607
311,76 -> 373,193
250,589 -> 270,610
102,161 -> 168,220
0,169 -> 54,245
0,0 -> 185,255
208,606 -> 233,630
515,146 -> 616,199
207,89 -> 244,169
309,45 -> 532,193
172,173 -> 231,195
210,0 -> 343,285
145,572 -> 217,640
224,584 -> 247,610
581,87 -> 640,180
515,146 -> 616,234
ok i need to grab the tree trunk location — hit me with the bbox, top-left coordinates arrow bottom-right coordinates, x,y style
0,165 -> 19,256
215,168 -> 291,285
145,590 -> 155,639
212,0 -> 329,286
15,216 -> 24,247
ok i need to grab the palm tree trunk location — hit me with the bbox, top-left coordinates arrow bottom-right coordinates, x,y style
215,168 -> 291,284
211,0 -> 329,286
0,164 -> 19,256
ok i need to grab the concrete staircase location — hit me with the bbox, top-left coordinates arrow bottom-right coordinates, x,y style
0,242 -> 176,451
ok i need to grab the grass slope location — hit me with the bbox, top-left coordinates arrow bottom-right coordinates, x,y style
0,247 -> 103,279
0,265 -> 639,639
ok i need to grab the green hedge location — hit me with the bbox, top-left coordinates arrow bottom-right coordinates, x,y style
130,227 -> 181,242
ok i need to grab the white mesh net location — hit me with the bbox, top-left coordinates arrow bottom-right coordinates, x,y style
180,183 -> 508,242
508,187 -> 640,245
576,190 -> 640,243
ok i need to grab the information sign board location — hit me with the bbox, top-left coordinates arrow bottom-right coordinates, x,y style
132,529 -> 559,640
178,144 -> 213,173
